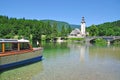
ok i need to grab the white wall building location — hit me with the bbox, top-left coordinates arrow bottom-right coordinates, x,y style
69,17 -> 86,38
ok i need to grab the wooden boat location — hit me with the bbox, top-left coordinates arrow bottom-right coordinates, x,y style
0,39 -> 43,70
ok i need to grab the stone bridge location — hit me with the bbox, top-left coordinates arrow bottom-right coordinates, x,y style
85,36 -> 120,43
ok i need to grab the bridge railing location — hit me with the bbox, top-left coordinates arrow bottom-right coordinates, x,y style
86,36 -> 120,38
85,36 -> 120,42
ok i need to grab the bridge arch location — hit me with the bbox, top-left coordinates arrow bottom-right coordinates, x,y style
85,36 -> 120,44
111,38 -> 120,44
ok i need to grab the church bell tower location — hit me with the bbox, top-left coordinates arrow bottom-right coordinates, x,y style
81,17 -> 86,36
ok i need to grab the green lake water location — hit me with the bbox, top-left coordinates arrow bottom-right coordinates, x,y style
0,42 -> 120,80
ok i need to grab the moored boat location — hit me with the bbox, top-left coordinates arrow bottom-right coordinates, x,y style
0,39 -> 43,70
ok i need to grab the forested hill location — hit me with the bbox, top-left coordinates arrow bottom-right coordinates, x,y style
97,20 -> 120,28
41,20 -> 69,27
41,20 -> 70,31
87,20 -> 120,36
41,20 -> 80,29
0,15 -> 73,40
70,24 -> 80,29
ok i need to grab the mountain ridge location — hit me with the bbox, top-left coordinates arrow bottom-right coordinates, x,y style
40,19 -> 80,29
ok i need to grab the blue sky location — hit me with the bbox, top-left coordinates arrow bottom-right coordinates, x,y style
0,0 -> 120,26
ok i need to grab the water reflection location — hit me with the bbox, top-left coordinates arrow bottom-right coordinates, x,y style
37,42 -> 120,80
1,42 -> 120,80
89,46 -> 120,61
68,43 -> 120,63
68,43 -> 89,63
42,42 -> 70,59
80,46 -> 87,62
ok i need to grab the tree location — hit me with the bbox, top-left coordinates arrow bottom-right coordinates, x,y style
51,22 -> 58,38
106,28 -> 114,36
67,25 -> 72,34
44,21 -> 52,39
61,25 -> 66,37
88,24 -> 99,36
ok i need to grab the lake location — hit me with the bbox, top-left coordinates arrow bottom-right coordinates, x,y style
0,42 -> 120,80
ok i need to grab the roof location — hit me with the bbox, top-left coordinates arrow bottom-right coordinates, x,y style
70,28 -> 81,34
0,39 -> 29,43
18,39 -> 29,42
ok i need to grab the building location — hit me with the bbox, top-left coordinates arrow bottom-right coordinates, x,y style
68,17 -> 86,38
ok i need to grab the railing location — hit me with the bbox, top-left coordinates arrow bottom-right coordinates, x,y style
85,36 -> 120,42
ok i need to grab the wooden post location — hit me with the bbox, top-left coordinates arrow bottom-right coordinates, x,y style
2,42 -> 5,53
29,43 -> 33,50
18,42 -> 20,51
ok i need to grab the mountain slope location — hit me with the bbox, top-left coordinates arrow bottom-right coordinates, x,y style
40,19 -> 80,30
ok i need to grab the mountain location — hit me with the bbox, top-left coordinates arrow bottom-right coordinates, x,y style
70,24 -> 80,29
40,19 -> 80,29
40,20 -> 69,30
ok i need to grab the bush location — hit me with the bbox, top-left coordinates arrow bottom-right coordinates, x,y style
95,38 -> 107,46
113,40 -> 120,46
69,38 -> 84,41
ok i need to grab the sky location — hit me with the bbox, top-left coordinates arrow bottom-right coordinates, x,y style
0,0 -> 120,26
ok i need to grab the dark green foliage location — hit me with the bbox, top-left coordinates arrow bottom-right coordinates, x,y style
0,15 -> 72,43
87,24 -> 98,36
61,25 -> 66,37
113,40 -> 120,46
51,22 -> 58,38
87,20 -> 120,36
95,38 -> 107,46
69,38 -> 84,41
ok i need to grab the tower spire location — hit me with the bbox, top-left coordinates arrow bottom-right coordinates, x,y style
81,17 -> 85,23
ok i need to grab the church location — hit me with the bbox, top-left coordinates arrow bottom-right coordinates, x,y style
68,17 -> 86,38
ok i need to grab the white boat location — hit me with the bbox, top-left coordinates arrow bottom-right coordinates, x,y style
0,39 -> 43,70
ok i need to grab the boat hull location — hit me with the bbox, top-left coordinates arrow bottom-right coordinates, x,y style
0,49 -> 43,70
